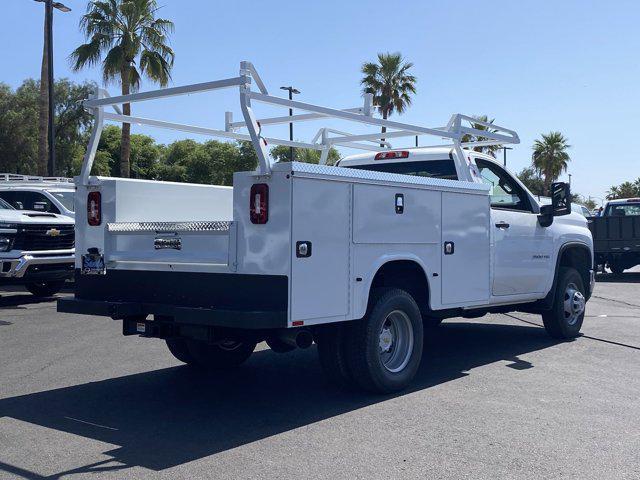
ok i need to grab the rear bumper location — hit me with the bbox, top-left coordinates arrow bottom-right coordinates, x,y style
0,253 -> 75,280
57,298 -> 287,329
60,269 -> 289,330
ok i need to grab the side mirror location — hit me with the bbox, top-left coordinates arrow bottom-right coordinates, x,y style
538,204 -> 554,227
551,182 -> 571,216
32,202 -> 48,211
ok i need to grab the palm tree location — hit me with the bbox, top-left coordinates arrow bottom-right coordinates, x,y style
461,115 -> 501,157
70,0 -> 174,178
361,52 -> 417,145
532,132 -> 571,195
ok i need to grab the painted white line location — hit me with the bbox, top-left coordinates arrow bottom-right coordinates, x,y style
64,416 -> 118,431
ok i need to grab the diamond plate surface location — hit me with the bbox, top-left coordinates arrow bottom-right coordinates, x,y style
288,161 -> 489,192
107,221 -> 231,233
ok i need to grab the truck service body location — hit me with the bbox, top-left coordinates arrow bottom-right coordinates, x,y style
59,62 -> 594,393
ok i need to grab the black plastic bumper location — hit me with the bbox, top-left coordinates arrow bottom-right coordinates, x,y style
57,297 -> 287,329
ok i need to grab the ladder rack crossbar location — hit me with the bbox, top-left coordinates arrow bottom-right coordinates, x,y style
78,60 -> 520,184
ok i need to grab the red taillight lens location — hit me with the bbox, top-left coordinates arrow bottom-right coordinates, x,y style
375,151 -> 409,160
250,184 -> 269,224
87,191 -> 101,226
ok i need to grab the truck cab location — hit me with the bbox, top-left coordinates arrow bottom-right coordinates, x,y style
0,175 -> 76,218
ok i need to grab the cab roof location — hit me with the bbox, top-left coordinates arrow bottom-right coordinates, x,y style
337,147 -> 495,167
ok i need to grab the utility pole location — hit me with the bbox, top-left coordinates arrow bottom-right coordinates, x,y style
34,0 -> 71,176
501,146 -> 513,167
280,86 -> 300,162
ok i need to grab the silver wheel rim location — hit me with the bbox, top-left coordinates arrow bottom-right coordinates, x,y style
379,310 -> 414,373
563,282 -> 585,326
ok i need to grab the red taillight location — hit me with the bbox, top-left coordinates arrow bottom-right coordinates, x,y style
375,151 -> 409,160
87,191 -> 101,226
250,184 -> 269,224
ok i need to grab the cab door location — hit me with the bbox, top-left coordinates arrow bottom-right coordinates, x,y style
474,158 -> 553,296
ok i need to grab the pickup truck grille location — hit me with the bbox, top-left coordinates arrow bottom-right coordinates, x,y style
12,224 -> 75,251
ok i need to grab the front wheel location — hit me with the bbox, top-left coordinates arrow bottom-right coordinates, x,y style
26,280 -> 64,297
542,267 -> 586,339
345,288 -> 424,393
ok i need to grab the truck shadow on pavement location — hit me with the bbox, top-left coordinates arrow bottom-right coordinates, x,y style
595,272 -> 640,283
0,321 -> 561,475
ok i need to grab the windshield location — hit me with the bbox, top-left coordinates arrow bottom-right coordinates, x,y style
343,160 -> 458,180
50,191 -> 75,212
605,202 -> 640,217
0,198 -> 14,210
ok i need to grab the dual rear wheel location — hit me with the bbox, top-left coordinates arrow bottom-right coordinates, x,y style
317,288 -> 424,394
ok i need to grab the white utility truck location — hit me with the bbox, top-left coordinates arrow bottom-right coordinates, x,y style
59,62 -> 594,393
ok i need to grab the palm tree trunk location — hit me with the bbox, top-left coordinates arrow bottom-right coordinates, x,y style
37,21 -> 48,176
120,67 -> 131,178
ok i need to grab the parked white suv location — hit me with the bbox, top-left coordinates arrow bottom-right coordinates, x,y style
0,197 -> 75,296
0,174 -> 75,218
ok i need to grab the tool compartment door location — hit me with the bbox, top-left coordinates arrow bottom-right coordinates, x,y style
441,192 -> 490,305
290,177 -> 351,323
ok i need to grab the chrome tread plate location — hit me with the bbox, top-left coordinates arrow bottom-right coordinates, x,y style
107,221 -> 231,233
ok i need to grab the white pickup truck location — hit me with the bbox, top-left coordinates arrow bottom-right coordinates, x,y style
0,198 -> 75,296
59,62 -> 594,393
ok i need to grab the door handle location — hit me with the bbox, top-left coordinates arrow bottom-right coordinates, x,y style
495,222 -> 510,229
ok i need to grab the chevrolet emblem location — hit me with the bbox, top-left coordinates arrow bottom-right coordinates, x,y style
46,228 -> 61,237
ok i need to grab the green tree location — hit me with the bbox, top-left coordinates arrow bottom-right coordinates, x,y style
461,115 -> 501,157
532,132 -> 571,195
71,0 -> 175,178
361,52 -> 417,144
270,145 -> 341,165
516,166 -> 545,196
91,125 -> 164,178
53,79 -> 96,176
0,79 -> 95,176
606,179 -> 640,200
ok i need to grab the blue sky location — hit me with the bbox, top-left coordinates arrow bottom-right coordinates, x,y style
2,0 -> 639,202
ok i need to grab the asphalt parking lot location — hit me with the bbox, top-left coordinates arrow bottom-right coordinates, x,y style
0,271 -> 638,480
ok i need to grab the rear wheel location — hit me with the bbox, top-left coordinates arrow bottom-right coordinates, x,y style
542,267 -> 586,339
316,323 -> 353,388
26,280 -> 64,297
187,339 -> 256,369
345,288 -> 423,393
165,338 -> 196,365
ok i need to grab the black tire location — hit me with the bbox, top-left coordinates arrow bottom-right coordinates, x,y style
26,280 -> 64,297
316,323 -> 353,389
609,262 -> 625,275
265,337 -> 296,353
187,339 -> 256,369
165,338 -> 197,365
542,267 -> 586,339
345,288 -> 424,393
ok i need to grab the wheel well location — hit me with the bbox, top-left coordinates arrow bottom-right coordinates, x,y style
559,245 -> 592,291
370,261 -> 429,313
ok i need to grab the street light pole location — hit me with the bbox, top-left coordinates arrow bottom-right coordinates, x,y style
280,86 -> 300,162
34,0 -> 71,176
501,146 -> 513,167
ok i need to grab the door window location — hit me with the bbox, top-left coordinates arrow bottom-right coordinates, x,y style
475,159 -> 532,212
